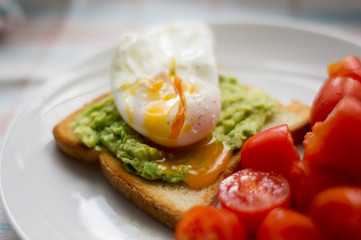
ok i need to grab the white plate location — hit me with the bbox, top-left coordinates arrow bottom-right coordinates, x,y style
2,22 -> 361,240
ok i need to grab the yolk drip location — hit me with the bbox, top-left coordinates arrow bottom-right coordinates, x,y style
156,135 -> 232,189
169,59 -> 186,140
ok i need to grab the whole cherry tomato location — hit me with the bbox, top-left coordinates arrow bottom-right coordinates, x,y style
310,76 -> 361,126
309,186 -> 361,240
218,169 -> 290,235
240,124 -> 300,177
303,96 -> 361,184
175,205 -> 246,240
257,207 -> 321,240
328,56 -> 361,82
288,160 -> 355,212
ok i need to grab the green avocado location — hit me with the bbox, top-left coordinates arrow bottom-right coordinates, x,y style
73,75 -> 279,183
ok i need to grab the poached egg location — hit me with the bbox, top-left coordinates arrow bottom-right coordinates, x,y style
110,23 -> 221,147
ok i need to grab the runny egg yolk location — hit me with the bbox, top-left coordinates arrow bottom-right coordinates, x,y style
125,58 -> 202,146
156,135 -> 232,189
140,64 -> 191,144
168,58 -> 186,140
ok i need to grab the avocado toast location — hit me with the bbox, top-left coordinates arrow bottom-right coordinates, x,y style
53,76 -> 310,229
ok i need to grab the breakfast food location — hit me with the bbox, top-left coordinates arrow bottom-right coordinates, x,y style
53,79 -> 310,229
111,23 -> 221,147
175,205 -> 247,240
310,56 -> 361,126
175,56 -> 361,239
309,186 -> 361,240
257,207 -> 321,240
240,124 -> 301,177
218,169 -> 291,234
53,23 -> 311,229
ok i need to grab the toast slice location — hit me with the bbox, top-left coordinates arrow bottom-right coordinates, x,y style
53,93 -> 310,229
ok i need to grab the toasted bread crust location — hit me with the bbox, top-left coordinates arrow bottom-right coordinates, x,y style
53,111 -> 99,165
52,94 -> 110,165
53,93 -> 310,229
99,149 -> 242,229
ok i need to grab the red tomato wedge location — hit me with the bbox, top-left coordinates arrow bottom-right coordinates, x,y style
289,160 -> 355,212
240,124 -> 300,177
303,96 -> 361,183
328,56 -> 361,82
257,207 -> 321,240
310,186 -> 361,240
175,205 -> 246,240
218,169 -> 290,235
309,77 -> 361,126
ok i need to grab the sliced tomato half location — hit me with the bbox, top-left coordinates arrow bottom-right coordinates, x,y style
218,169 -> 290,235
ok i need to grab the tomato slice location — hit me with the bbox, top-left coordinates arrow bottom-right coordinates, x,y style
175,205 -> 246,240
328,56 -> 361,82
257,207 -> 321,240
310,186 -> 361,240
310,76 -> 361,126
240,124 -> 300,177
289,160 -> 355,212
304,96 -> 361,183
218,169 -> 290,235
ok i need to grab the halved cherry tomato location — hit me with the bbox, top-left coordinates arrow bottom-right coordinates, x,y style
257,207 -> 321,240
309,186 -> 361,240
302,131 -> 314,148
304,96 -> 361,183
310,76 -> 361,126
218,169 -> 290,235
175,205 -> 246,240
240,124 -> 300,177
289,160 -> 355,212
328,56 -> 361,82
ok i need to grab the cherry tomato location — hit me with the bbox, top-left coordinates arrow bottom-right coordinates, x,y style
289,160 -> 355,212
310,186 -> 361,240
310,76 -> 361,126
328,56 -> 361,82
175,205 -> 246,240
257,207 -> 321,240
240,124 -> 300,177
302,131 -> 313,148
304,96 -> 361,183
218,169 -> 290,235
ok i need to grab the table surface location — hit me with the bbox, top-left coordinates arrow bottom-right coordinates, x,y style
1,0 -> 361,239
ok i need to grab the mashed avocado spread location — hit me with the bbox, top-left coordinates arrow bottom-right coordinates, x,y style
73,75 -> 279,183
